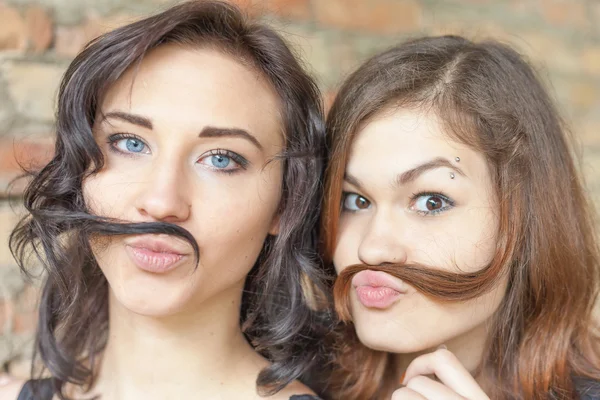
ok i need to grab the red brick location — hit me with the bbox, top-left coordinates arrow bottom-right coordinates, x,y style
517,32 -> 580,75
427,21 -> 513,43
568,81 -> 599,109
2,62 -> 66,121
314,0 -> 422,34
0,4 -> 27,51
265,0 -> 311,19
226,0 -> 259,15
55,24 -> 87,57
592,2 -> 600,29
25,6 -> 53,53
539,0 -> 589,28
582,47 -> 600,77
13,308 -> 36,334
0,137 -> 54,196
84,13 -> 138,38
55,13 -> 137,57
580,119 -> 600,148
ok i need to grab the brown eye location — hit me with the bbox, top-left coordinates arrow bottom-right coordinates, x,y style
411,193 -> 454,215
343,193 -> 371,211
426,196 -> 443,210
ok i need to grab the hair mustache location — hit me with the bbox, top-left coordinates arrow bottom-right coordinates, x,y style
26,208 -> 200,266
333,262 -> 501,322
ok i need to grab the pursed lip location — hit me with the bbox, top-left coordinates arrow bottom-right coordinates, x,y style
123,235 -> 191,273
351,269 -> 407,309
124,235 -> 190,255
351,270 -> 407,293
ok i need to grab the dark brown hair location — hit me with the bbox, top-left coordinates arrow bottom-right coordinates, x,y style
10,1 -> 331,398
322,35 -> 600,399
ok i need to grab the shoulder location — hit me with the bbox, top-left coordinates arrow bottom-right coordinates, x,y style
575,377 -> 600,400
0,375 -> 26,400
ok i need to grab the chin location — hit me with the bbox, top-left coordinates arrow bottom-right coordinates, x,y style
352,309 -> 443,354
108,273 -> 196,317
354,323 -> 425,353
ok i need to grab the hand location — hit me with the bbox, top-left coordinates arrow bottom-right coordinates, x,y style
391,348 -> 490,400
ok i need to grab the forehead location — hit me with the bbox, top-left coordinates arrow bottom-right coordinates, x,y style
351,109 -> 458,158
347,108 -> 489,180
100,44 -> 283,146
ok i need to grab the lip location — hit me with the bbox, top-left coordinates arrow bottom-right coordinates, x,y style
352,270 -> 407,309
124,235 -> 190,274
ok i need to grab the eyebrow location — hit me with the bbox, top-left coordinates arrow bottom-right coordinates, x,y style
395,157 -> 466,186
102,111 -> 153,129
344,174 -> 365,191
199,126 -> 263,150
343,157 -> 466,190
100,112 -> 263,150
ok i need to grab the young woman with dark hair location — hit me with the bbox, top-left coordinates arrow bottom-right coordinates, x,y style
1,1 -> 329,399
322,35 -> 600,399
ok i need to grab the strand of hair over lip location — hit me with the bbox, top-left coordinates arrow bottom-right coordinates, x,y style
17,209 -> 200,265
333,262 -> 503,322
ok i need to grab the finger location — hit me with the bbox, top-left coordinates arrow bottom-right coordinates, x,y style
405,375 -> 465,399
391,387 -> 428,400
403,349 -> 489,399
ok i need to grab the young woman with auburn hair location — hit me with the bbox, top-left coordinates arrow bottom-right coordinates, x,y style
322,35 -> 600,399
0,1 -> 330,399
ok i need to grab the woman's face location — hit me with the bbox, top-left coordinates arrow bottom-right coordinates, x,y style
333,108 -> 506,354
83,45 -> 284,317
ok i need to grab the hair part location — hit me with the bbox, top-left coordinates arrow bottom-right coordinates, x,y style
322,35 -> 600,399
10,2 -> 331,398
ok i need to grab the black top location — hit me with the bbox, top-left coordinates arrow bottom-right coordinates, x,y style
577,377 -> 600,400
16,379 -> 322,400
18,378 -> 600,399
16,380 -> 54,400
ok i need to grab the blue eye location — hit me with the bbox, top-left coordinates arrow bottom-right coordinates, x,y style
410,193 -> 454,215
197,149 -> 248,173
210,154 -> 230,169
108,134 -> 150,155
342,192 -> 371,212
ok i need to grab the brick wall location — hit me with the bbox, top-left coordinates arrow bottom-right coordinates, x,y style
0,0 -> 598,377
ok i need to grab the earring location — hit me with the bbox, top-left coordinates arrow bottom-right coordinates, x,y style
455,157 -> 460,162
450,172 -> 455,179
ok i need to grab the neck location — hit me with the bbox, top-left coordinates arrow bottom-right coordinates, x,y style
85,283 -> 268,399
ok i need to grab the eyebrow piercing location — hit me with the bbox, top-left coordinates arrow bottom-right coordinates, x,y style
450,172 -> 455,179
455,157 -> 460,162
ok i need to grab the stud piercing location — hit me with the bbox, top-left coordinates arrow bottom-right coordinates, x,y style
455,157 -> 460,162
450,172 -> 455,179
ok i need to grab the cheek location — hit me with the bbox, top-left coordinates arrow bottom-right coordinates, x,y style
409,208 -> 498,273
82,171 -> 132,218
189,167 -> 282,263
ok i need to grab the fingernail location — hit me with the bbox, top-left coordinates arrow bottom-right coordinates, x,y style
400,371 -> 406,385
437,344 -> 447,350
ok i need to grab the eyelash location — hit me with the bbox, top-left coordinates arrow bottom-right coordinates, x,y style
200,148 -> 249,174
340,191 -> 370,213
106,133 -> 249,174
107,133 -> 147,157
410,191 -> 455,216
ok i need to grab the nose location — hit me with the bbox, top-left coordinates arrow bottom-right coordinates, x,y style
134,160 -> 191,223
357,209 -> 408,266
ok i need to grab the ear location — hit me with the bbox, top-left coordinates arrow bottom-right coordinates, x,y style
268,212 -> 280,236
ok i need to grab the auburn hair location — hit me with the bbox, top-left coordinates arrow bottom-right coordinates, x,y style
321,35 -> 600,399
